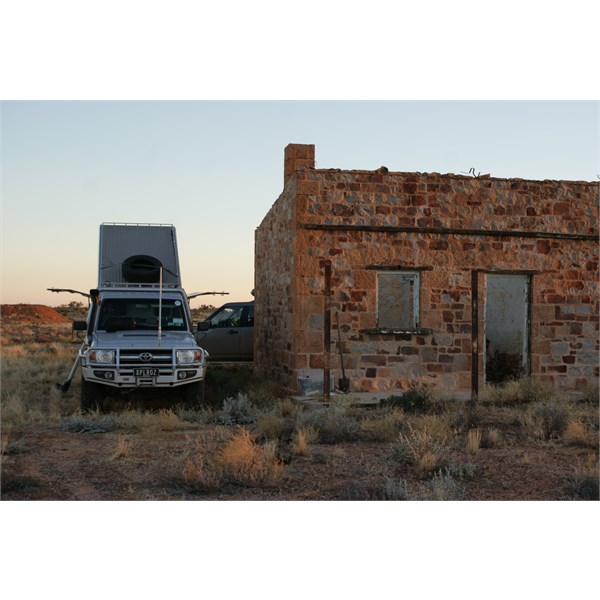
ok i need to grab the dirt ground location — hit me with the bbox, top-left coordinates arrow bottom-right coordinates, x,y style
1,305 -> 598,501
2,413 -> 596,501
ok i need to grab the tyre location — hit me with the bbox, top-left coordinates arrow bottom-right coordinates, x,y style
180,380 -> 205,408
81,378 -> 106,413
122,255 -> 162,283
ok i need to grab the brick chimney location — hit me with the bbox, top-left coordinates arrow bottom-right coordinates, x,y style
284,143 -> 315,187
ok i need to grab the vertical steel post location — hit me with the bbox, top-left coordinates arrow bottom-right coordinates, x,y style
323,261 -> 332,400
471,269 -> 479,403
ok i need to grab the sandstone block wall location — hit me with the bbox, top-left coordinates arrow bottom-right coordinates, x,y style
255,145 -> 599,394
254,178 -> 297,384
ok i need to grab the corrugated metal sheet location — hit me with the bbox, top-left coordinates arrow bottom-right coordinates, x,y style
98,223 -> 181,287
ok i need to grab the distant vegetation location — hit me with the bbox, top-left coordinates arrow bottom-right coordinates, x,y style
51,301 -> 216,322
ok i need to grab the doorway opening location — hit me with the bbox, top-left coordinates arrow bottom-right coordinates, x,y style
485,274 -> 531,384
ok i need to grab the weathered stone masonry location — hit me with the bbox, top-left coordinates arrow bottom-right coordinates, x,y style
255,144 -> 599,395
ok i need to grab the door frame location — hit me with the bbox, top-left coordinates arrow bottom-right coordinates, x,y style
471,269 -> 537,401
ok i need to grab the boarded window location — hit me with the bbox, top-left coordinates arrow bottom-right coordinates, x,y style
377,272 -> 419,329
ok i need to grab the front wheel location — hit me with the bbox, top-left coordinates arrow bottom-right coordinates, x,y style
80,378 -> 106,413
180,380 -> 205,408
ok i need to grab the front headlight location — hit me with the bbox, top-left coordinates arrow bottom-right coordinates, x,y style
88,349 -> 116,364
176,349 -> 203,364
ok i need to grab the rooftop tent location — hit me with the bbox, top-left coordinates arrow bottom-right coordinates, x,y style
98,223 -> 181,287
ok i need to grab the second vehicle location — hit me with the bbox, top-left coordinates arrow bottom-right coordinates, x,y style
195,301 -> 254,361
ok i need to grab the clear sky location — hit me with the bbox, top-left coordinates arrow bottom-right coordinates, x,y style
1,100 -> 598,307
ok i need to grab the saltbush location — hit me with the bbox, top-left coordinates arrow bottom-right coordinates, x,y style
426,470 -> 466,501
528,402 -> 568,440
218,393 -> 257,425
300,406 -> 359,444
388,424 -> 450,478
381,389 -> 430,414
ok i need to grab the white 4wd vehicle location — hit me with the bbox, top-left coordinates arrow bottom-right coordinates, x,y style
57,223 -> 209,411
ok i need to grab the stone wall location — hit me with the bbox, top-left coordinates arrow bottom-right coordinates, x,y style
254,177 -> 297,386
255,146 -> 599,394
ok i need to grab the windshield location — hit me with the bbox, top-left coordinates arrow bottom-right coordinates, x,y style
97,298 -> 188,332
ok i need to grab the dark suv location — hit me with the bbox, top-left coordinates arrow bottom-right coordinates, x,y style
195,301 -> 254,361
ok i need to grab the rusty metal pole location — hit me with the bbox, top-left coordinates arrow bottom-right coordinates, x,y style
471,269 -> 479,403
323,261 -> 332,400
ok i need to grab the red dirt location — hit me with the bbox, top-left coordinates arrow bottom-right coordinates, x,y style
2,421 -> 596,501
1,304 -> 71,324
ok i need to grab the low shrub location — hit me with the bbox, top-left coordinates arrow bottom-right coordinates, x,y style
410,413 -> 455,445
451,405 -> 481,433
426,470 -> 466,500
0,436 -> 27,456
217,393 -> 257,425
381,388 -> 431,414
581,383 -> 599,405
182,452 -> 222,493
176,432 -> 225,493
483,377 -> 554,405
388,424 -> 450,478
526,402 -> 568,440
255,399 -> 304,442
117,409 -> 183,432
300,406 -> 359,444
342,477 -> 412,501
58,414 -> 118,433
358,409 -> 405,443
480,428 -> 503,448
176,406 -> 217,424
562,420 -> 594,447
447,460 -> 477,480
564,456 -> 599,500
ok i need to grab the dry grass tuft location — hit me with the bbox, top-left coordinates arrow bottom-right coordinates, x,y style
177,432 -> 228,492
482,377 -> 554,406
1,343 -> 81,426
581,383 -> 599,404
359,409 -> 405,443
151,409 -> 182,431
466,429 -> 482,454
182,455 -> 222,491
291,427 -> 317,456
523,401 -> 569,440
254,398 -> 305,443
562,420 -> 595,447
481,427 -> 503,448
218,427 -> 283,485
117,409 -> 183,432
300,405 -> 359,444
564,455 -> 599,500
410,413 -> 455,444
112,435 -> 133,460
388,424 -> 450,479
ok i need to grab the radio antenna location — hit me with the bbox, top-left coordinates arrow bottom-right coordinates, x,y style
158,267 -> 163,347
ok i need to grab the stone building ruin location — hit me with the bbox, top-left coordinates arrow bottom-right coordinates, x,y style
254,144 -> 599,396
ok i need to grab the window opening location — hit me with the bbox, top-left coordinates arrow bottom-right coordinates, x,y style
377,272 -> 420,329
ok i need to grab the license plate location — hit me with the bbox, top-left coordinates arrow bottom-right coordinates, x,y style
134,368 -> 159,377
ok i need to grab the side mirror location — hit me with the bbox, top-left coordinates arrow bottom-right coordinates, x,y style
197,321 -> 210,332
72,320 -> 87,331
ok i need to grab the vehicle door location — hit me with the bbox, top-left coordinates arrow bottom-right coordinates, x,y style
199,305 -> 245,359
